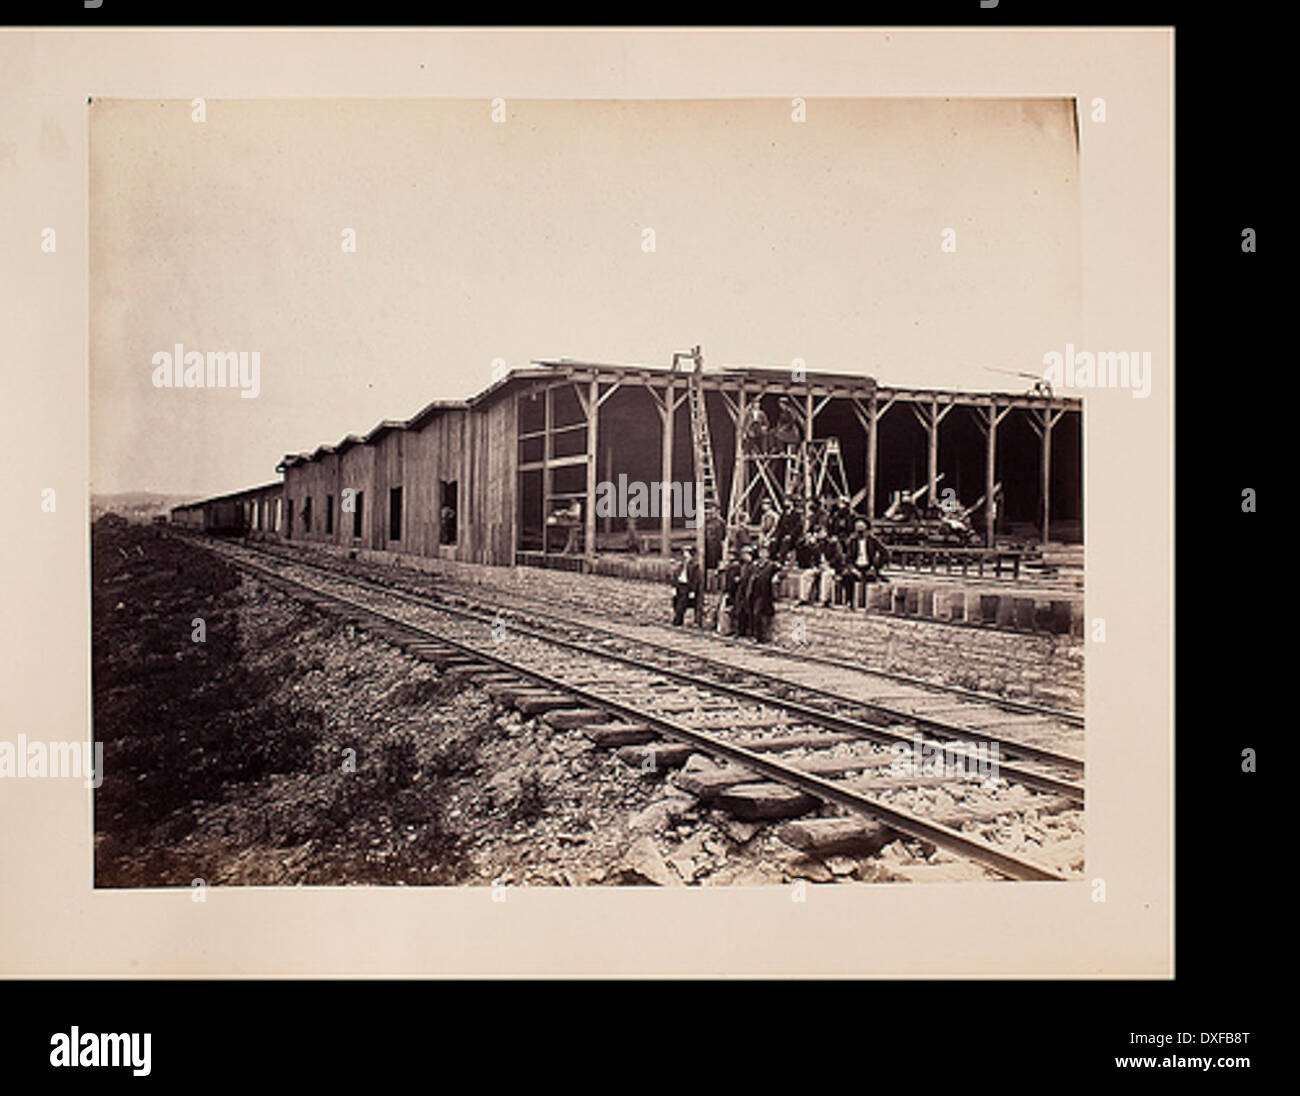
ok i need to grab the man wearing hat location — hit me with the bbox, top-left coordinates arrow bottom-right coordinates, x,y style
843,518 -> 889,608
717,547 -> 743,635
734,545 -> 756,638
748,542 -> 781,642
671,544 -> 705,627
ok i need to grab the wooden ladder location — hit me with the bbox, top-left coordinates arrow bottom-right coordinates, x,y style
687,364 -> 721,524
672,346 -> 721,550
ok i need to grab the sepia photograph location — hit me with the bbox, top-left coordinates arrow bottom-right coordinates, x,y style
89,95 -> 1089,890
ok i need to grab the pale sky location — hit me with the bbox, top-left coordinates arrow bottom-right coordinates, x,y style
90,97 -> 1079,497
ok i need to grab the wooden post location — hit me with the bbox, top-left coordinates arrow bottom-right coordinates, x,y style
1041,406 -> 1053,545
661,379 -> 674,556
803,389 -> 814,507
603,441 -> 613,534
542,384 -> 552,554
585,377 -> 598,565
927,397 -> 939,506
866,392 -> 878,519
732,386 -> 747,532
694,352 -> 707,568
985,403 -> 997,547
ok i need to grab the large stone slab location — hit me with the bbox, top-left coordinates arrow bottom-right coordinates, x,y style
716,782 -> 819,821
674,761 -> 756,798
615,836 -> 679,886
616,742 -> 696,772
979,594 -> 1000,625
776,816 -> 895,857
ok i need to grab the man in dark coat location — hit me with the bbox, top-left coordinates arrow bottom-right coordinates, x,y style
703,512 -> 726,571
717,549 -> 743,635
774,502 -> 803,563
864,520 -> 890,582
840,520 -> 870,609
807,499 -> 827,539
841,519 -> 890,607
671,545 -> 705,627
830,498 -> 854,541
773,399 -> 801,448
748,543 -> 780,642
793,531 -> 821,605
734,545 -> 755,638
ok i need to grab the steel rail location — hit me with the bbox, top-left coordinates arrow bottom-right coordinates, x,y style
212,535 -> 1085,777
219,550 -> 1073,882
193,530 -> 1082,726
458,581 -> 1085,727
224,543 -> 1083,800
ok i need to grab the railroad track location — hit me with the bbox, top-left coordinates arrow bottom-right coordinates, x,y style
212,534 -> 1084,731
424,573 -> 1084,727
189,534 -> 1084,883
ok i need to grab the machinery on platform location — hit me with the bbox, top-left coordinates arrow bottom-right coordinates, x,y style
878,477 -> 982,547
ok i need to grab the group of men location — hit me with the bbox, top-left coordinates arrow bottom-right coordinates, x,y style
670,493 -> 891,638
742,494 -> 890,606
740,396 -> 804,455
669,541 -> 782,641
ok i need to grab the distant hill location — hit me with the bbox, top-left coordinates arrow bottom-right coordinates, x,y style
90,492 -> 199,522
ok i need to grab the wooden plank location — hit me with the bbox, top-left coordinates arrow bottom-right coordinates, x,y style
662,377 -> 674,555
586,376 -> 597,562
583,723 -> 658,747
985,404 -> 997,547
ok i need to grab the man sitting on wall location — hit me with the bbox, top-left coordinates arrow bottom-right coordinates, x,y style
820,527 -> 848,608
828,497 -> 853,541
793,530 -> 823,606
774,498 -> 803,563
841,520 -> 874,608
865,519 -> 890,582
671,544 -> 705,627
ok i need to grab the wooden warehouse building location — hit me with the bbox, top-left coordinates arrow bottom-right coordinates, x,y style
173,354 -> 1083,567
